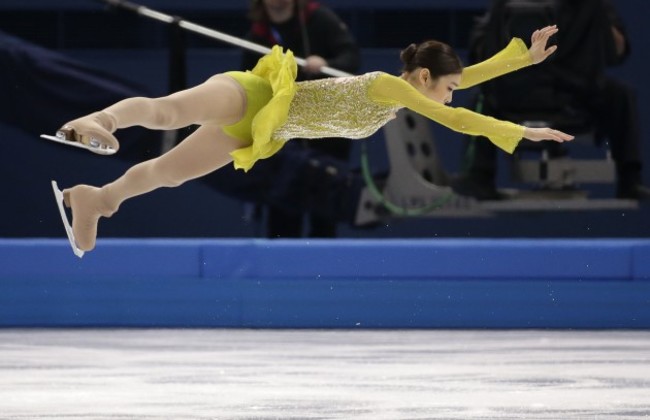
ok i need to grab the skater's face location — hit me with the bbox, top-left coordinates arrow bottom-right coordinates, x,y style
409,69 -> 461,105
428,73 -> 461,105
263,0 -> 295,23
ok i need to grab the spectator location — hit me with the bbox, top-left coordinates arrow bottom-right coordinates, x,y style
240,0 -> 361,238
456,0 -> 650,200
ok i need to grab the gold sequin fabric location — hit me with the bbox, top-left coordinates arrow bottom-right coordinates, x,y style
273,72 -> 400,141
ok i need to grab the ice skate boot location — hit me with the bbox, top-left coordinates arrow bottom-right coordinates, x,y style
41,112 -> 119,155
51,181 -> 85,258
52,181 -> 119,255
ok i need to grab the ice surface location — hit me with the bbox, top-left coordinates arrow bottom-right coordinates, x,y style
0,329 -> 649,419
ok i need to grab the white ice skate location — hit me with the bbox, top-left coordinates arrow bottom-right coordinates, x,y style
51,180 -> 85,258
41,128 -> 117,155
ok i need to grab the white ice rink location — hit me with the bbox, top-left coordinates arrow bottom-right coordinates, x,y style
1,329 -> 649,419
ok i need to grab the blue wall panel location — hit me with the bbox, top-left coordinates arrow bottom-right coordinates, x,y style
1,239 -> 649,328
632,244 -> 650,280
0,239 -> 202,279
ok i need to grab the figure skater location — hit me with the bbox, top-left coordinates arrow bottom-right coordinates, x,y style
52,25 -> 571,253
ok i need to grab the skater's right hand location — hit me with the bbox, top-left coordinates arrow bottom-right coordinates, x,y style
523,127 -> 574,143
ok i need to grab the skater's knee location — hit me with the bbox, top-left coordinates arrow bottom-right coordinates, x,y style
150,158 -> 187,188
138,97 -> 183,129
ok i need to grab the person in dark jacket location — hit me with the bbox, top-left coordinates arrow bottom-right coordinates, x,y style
457,0 -> 649,200
240,0 -> 361,238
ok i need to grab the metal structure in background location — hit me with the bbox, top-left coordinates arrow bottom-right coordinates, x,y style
355,110 -> 637,225
101,0 -> 352,78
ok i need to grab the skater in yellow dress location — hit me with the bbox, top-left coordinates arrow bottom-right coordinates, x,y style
54,25 -> 571,253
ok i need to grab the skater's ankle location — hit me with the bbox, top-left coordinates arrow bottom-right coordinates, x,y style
94,111 -> 117,133
66,185 -> 119,218
97,185 -> 121,217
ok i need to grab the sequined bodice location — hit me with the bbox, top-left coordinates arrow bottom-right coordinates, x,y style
273,72 -> 400,141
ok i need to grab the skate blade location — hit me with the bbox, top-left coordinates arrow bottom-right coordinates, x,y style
51,180 -> 85,258
41,133 -> 116,155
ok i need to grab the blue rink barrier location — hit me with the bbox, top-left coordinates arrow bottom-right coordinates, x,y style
1,239 -> 649,329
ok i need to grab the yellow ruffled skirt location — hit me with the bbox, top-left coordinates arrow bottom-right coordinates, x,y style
226,45 -> 298,172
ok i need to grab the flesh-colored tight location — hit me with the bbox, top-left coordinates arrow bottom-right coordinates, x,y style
64,74 -> 249,251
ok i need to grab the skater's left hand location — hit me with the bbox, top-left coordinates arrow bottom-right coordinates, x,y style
528,25 -> 559,64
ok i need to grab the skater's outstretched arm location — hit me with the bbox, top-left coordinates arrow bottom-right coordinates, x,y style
370,73 -> 573,153
369,25 -> 571,153
458,25 -> 558,90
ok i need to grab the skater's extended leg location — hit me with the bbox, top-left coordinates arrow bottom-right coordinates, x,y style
65,125 -> 246,251
61,75 -> 246,150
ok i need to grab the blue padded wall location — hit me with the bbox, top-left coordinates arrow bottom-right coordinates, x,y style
1,239 -> 649,329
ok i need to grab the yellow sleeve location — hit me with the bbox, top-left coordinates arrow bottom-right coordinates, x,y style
458,38 -> 533,90
368,73 -> 524,153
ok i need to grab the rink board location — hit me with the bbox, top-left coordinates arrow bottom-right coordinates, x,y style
1,238 -> 649,328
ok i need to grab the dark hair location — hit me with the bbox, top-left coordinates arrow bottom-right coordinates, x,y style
400,40 -> 463,77
249,0 -> 308,22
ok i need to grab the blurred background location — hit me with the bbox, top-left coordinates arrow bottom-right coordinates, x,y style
1,0 -> 649,240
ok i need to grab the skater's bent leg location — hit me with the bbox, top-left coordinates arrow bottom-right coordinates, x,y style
106,75 -> 246,130
62,75 -> 246,149
102,125 -> 244,207
66,125 -> 245,251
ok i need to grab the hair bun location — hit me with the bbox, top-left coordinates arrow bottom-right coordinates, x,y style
400,43 -> 418,65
